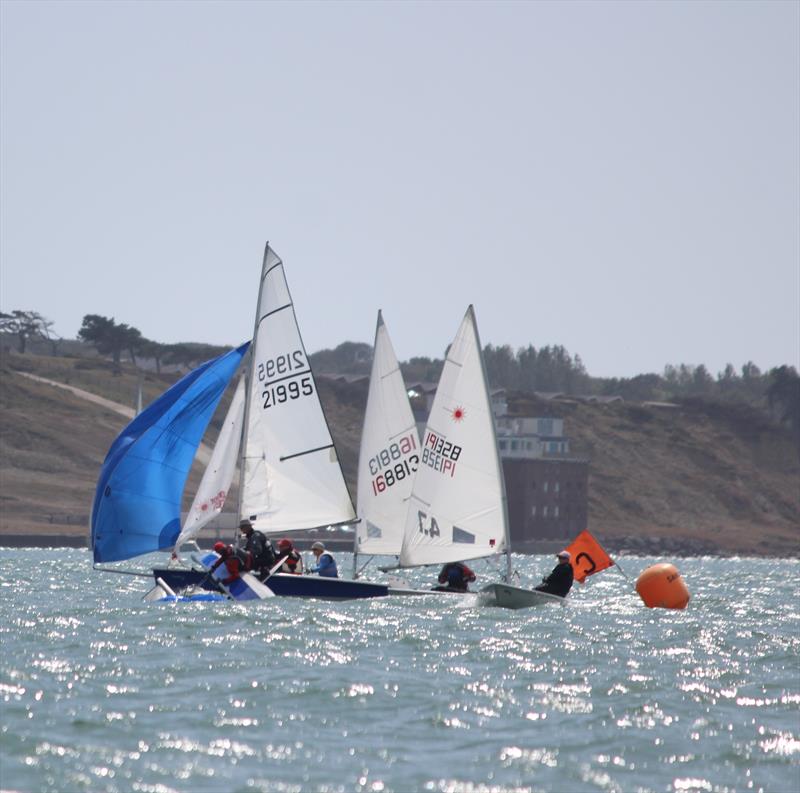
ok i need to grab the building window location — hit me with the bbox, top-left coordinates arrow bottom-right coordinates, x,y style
554,506 -> 560,518
499,440 -> 507,450
543,481 -> 549,493
543,506 -> 549,518
531,506 -> 536,517
511,440 -> 518,451
555,482 -> 560,493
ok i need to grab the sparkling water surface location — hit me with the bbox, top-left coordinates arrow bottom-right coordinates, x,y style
1,550 -> 798,793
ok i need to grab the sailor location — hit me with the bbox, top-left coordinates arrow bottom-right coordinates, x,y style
276,538 -> 304,574
308,541 -> 338,578
209,541 -> 242,586
534,550 -> 574,597
238,519 -> 276,577
433,561 -> 476,592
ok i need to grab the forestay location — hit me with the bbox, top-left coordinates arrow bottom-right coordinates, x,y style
91,343 -> 249,564
172,376 -> 246,552
355,311 -> 420,557
240,245 -> 356,533
399,306 -> 509,569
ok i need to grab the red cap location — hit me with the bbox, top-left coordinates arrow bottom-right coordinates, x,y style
213,542 -> 226,553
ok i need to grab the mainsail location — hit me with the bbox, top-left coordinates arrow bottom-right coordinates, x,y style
355,311 -> 419,558
239,244 -> 356,533
91,343 -> 249,564
399,306 -> 510,571
173,376 -> 246,552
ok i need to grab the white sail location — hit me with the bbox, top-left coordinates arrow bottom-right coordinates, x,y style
240,245 -> 356,533
399,305 -> 508,568
173,376 -> 246,551
355,311 -> 420,556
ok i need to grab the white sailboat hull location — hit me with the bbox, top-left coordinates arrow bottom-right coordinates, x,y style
480,583 -> 567,610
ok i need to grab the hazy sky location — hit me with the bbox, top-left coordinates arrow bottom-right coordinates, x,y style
1,0 -> 798,378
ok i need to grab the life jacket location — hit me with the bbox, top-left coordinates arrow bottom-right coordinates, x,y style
279,550 -> 302,574
316,552 -> 338,578
221,556 -> 241,585
439,562 -> 475,590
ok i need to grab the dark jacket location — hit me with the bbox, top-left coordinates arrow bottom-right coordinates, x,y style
535,561 -> 574,597
243,530 -> 276,574
435,562 -> 476,592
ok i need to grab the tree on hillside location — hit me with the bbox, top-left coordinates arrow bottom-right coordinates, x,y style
163,342 -> 231,371
78,314 -> 142,372
767,366 -> 800,452
309,341 -> 372,375
0,310 -> 55,353
136,339 -> 168,374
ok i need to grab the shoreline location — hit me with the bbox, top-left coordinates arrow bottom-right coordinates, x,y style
0,532 -> 789,558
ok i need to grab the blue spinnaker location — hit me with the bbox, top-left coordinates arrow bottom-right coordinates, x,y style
91,343 -> 249,563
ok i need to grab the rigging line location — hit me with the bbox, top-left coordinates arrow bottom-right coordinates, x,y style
258,303 -> 292,324
260,369 -> 312,388
279,443 -> 335,462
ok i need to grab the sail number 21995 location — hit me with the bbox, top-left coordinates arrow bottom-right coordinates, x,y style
261,376 -> 313,408
257,349 -> 314,409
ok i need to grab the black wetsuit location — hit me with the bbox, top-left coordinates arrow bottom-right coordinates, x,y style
534,561 -> 574,597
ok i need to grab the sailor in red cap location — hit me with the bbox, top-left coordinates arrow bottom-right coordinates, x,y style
209,542 -> 241,585
275,538 -> 303,574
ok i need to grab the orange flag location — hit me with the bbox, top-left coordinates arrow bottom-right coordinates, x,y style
565,530 -> 614,583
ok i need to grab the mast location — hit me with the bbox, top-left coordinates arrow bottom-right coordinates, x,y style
353,310 -> 382,578
236,241 -> 271,526
470,304 -> 513,581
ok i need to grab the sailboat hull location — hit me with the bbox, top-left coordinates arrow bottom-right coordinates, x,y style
480,583 -> 567,610
152,568 -> 390,601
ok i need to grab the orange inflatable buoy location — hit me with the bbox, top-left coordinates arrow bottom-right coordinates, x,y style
636,563 -> 690,609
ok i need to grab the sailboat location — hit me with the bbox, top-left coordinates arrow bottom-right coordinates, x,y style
394,305 -> 512,583
150,243 -> 390,600
393,305 -> 566,609
353,311 -> 420,578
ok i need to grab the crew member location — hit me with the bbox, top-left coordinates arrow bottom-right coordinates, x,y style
275,538 -> 303,574
308,541 -> 338,578
534,550 -> 574,597
209,541 -> 241,586
433,561 -> 476,592
238,519 -> 276,577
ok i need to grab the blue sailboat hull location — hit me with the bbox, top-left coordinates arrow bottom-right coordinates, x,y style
152,568 -> 390,600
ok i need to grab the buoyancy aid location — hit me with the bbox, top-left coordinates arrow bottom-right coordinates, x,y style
279,550 -> 303,574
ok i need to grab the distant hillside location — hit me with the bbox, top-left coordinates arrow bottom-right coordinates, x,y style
1,348 -> 797,557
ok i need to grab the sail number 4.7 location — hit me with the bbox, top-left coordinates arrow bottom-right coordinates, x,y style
257,349 -> 314,409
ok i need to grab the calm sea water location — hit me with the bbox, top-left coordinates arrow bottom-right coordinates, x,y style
1,550 -> 798,793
